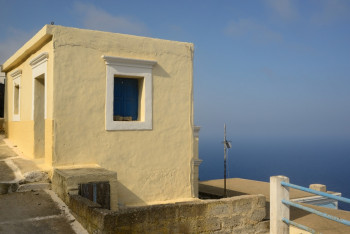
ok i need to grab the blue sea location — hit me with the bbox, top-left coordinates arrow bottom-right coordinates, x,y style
199,136 -> 350,211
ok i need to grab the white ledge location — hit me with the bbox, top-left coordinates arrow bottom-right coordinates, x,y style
30,52 -> 49,67
10,69 -> 22,78
102,55 -> 157,68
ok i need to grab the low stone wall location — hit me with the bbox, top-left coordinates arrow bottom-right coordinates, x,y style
69,194 -> 269,233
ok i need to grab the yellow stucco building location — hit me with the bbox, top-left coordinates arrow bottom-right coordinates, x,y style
2,25 -> 201,208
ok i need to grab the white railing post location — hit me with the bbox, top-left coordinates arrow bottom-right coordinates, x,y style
270,176 -> 290,234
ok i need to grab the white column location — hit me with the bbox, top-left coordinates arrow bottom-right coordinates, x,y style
270,175 -> 290,234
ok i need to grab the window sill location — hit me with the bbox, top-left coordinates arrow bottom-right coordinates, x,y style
106,120 -> 152,131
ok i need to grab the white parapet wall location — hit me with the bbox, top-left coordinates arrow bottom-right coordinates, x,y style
270,175 -> 290,234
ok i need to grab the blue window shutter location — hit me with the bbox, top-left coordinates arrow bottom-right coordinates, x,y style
123,79 -> 138,120
113,78 -> 138,120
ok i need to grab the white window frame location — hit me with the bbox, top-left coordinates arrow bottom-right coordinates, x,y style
30,52 -> 48,120
11,69 -> 22,121
102,55 -> 156,131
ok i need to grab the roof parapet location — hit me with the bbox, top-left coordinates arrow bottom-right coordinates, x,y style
2,25 -> 52,72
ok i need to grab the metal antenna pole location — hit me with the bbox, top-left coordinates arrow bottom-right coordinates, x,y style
224,123 -> 227,197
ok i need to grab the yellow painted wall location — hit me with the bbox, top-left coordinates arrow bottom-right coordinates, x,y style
7,121 -> 34,156
45,119 -> 54,165
4,34 -> 54,163
4,25 -> 196,207
49,26 -> 195,206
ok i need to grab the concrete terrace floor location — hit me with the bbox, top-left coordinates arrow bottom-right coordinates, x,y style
200,178 -> 350,233
0,135 -> 87,234
199,178 -> 341,201
0,191 -> 77,234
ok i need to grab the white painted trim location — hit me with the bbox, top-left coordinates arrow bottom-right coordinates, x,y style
12,70 -> 21,121
30,52 -> 48,120
102,55 -> 156,131
30,52 -> 49,68
102,56 -> 157,68
10,69 -> 22,78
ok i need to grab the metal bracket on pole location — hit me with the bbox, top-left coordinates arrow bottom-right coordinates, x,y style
222,123 -> 231,197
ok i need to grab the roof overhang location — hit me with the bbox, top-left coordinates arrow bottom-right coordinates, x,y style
2,25 -> 53,72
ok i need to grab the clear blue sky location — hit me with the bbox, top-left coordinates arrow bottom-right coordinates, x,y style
1,0 -> 350,141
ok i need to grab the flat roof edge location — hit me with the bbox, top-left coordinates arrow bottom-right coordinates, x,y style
2,25 -> 52,72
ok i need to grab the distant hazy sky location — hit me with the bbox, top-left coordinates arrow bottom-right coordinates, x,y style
1,0 -> 350,141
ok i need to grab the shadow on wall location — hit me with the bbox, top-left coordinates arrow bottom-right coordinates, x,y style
153,64 -> 170,79
117,181 -> 147,207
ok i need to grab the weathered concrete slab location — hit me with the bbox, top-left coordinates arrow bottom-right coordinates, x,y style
12,158 -> 41,174
0,161 -> 15,181
52,166 -> 118,211
0,145 -> 17,159
0,190 -> 61,221
0,216 -> 75,234
0,134 -> 6,145
22,170 -> 49,183
0,183 -> 18,194
0,135 -> 87,233
17,183 -> 51,192
0,191 -> 78,234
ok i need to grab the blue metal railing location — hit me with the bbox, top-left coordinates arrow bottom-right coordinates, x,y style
281,181 -> 350,204
282,217 -> 316,234
281,181 -> 350,232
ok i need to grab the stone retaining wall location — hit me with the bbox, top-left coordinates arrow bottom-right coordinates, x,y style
69,194 -> 269,233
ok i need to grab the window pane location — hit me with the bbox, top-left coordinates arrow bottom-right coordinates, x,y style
14,85 -> 19,115
113,78 -> 138,121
